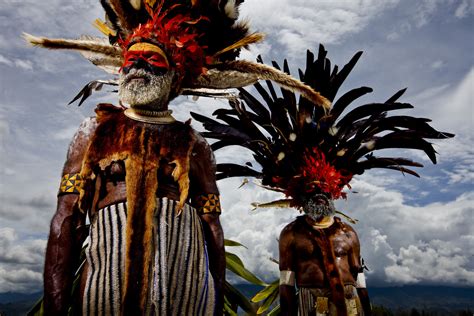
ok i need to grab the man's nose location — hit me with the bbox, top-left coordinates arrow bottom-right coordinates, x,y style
133,58 -> 149,69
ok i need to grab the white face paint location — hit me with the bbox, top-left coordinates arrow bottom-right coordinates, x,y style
118,68 -> 176,110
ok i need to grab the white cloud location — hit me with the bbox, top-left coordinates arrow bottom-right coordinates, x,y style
0,54 -> 12,66
240,0 -> 400,55
0,227 -> 46,293
0,268 -> 43,293
431,60 -> 446,70
413,0 -> 440,27
14,59 -> 33,71
455,0 -> 474,18
346,179 -> 474,286
0,54 -> 33,71
424,67 -> 474,133
409,68 -> 474,185
385,241 -> 474,285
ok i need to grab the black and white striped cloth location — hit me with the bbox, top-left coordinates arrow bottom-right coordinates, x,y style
83,197 -> 216,315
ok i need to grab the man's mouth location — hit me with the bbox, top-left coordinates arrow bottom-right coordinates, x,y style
125,73 -> 150,85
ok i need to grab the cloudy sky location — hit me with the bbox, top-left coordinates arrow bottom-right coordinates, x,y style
0,0 -> 473,293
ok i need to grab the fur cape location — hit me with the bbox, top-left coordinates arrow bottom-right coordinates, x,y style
79,103 -> 197,313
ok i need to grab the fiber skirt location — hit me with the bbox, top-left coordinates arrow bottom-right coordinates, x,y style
82,197 -> 216,315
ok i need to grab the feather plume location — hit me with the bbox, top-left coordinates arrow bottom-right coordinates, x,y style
93,18 -> 117,37
193,45 -> 454,209
214,32 -> 265,57
251,199 -> 293,210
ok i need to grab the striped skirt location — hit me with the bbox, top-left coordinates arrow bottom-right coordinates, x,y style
82,197 -> 216,315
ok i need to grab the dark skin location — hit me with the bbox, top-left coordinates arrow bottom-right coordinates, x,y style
43,54 -> 225,315
279,215 -> 371,315
43,119 -> 92,315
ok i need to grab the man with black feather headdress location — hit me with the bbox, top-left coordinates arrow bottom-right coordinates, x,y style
191,45 -> 453,315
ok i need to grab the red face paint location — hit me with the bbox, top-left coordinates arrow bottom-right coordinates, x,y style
122,50 -> 170,71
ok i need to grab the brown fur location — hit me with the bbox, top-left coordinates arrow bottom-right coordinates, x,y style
192,60 -> 332,109
78,103 -> 196,313
23,33 -> 122,57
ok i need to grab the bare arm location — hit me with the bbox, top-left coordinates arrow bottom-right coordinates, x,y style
189,135 -> 225,315
279,224 -> 297,316
346,224 -> 371,315
200,213 -> 225,314
43,118 -> 96,314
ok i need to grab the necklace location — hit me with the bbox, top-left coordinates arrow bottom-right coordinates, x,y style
124,108 -> 176,124
311,216 -> 335,229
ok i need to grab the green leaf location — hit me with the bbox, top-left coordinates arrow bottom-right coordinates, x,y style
256,286 -> 279,314
224,281 -> 257,314
224,239 -> 248,249
26,297 -> 43,316
267,304 -> 281,316
224,304 -> 238,316
251,279 -> 279,302
226,252 -> 267,286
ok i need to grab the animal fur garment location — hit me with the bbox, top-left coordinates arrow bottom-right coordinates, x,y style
188,60 -> 331,109
79,103 -> 197,313
23,33 -> 122,57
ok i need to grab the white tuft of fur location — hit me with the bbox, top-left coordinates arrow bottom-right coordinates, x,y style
129,0 -> 141,10
224,0 -> 238,19
22,32 -> 43,46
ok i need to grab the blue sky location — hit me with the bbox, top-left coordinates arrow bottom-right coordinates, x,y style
0,0 -> 473,293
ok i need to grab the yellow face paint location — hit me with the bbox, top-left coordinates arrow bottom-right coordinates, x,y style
128,42 -> 169,67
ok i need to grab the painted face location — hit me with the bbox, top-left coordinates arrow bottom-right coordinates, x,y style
302,193 -> 336,221
122,50 -> 169,75
118,42 -> 180,109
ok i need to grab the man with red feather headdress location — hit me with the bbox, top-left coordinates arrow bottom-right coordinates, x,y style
25,0 -> 330,314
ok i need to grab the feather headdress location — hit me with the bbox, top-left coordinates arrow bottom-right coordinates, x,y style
191,45 -> 454,208
24,0 -> 329,108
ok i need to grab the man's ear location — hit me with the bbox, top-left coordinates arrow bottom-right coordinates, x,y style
183,60 -> 331,110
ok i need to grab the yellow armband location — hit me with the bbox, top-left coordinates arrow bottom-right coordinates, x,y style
193,194 -> 222,214
58,173 -> 84,195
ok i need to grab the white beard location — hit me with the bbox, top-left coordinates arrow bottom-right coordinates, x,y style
303,193 -> 336,221
119,68 -> 175,110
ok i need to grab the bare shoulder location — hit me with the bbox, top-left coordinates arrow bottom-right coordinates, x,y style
280,219 -> 299,241
63,117 -> 98,173
335,218 -> 360,245
334,217 -> 355,232
190,130 -> 216,168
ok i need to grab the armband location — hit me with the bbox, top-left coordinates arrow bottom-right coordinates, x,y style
356,272 -> 366,288
279,270 -> 295,286
58,173 -> 84,195
193,194 -> 222,214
